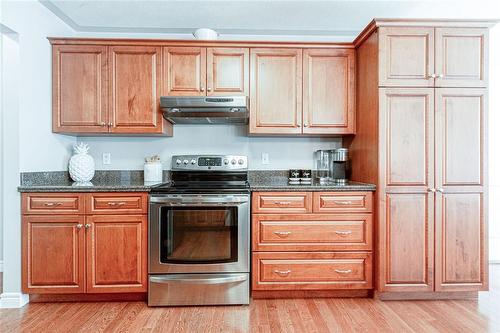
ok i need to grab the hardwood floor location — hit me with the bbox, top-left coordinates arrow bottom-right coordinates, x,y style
1,265 -> 499,332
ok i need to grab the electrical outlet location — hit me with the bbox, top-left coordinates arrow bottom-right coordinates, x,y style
261,153 -> 270,165
102,153 -> 111,165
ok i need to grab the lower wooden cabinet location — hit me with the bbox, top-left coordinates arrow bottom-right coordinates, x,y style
86,215 -> 148,293
251,191 -> 374,295
22,215 -> 86,294
22,192 -> 148,294
253,252 -> 372,290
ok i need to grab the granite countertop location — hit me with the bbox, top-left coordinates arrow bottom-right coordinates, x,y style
18,171 -> 164,192
18,170 -> 376,192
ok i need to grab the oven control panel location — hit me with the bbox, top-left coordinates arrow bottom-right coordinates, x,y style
172,155 -> 248,171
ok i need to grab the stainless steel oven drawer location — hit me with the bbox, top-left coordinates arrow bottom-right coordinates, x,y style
148,273 -> 250,306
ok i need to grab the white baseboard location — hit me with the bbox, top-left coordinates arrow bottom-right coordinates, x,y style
0,293 -> 29,308
0,260 -> 3,272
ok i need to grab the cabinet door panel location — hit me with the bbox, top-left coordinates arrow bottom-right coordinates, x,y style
379,192 -> 434,292
379,27 -> 435,87
52,45 -> 108,133
379,88 -> 434,187
109,46 -> 164,134
86,215 -> 147,293
22,215 -> 85,294
435,192 -> 487,291
303,49 -> 355,134
435,28 -> 488,87
435,89 -> 486,188
164,47 -> 206,96
207,48 -> 249,96
249,49 -> 302,134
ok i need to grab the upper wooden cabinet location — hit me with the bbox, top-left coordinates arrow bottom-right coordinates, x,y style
164,47 -> 249,96
52,45 -> 109,133
379,27 -> 435,87
52,44 -> 172,135
379,27 -> 488,88
249,48 -> 303,134
303,49 -> 356,134
109,46 -> 165,134
435,28 -> 488,88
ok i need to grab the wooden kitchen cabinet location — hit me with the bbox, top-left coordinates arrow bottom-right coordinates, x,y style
109,45 -> 167,134
51,43 -> 172,135
251,191 -> 374,296
379,27 -> 435,87
86,215 -> 148,293
164,47 -> 249,96
22,215 -> 86,294
207,48 -> 249,96
303,49 -> 356,134
434,88 -> 487,291
249,48 -> 303,134
22,192 -> 148,295
378,88 -> 435,292
435,28 -> 488,88
52,45 -> 109,133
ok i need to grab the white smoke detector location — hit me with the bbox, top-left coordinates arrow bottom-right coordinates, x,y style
193,28 -> 219,40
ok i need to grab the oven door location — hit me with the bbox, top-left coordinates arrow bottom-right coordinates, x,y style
149,194 -> 249,273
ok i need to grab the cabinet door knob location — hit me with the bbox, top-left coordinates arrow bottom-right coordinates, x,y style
303,124 -> 308,127
429,74 -> 437,78
76,224 -> 83,229
207,87 -> 212,92
84,223 -> 91,229
200,87 -> 205,92
100,122 -> 106,127
428,188 -> 436,193
437,188 -> 444,193
438,74 -> 444,78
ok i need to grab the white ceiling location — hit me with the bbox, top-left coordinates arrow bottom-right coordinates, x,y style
40,0 -> 500,39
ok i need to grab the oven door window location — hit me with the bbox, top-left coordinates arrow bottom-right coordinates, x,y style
159,206 -> 238,264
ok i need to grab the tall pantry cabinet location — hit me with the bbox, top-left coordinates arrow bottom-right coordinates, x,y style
349,19 -> 493,298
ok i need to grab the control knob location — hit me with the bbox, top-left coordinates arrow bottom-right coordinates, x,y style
176,159 -> 182,165
231,159 -> 237,165
223,159 -> 229,165
183,159 -> 189,165
191,159 -> 197,165
238,159 -> 244,165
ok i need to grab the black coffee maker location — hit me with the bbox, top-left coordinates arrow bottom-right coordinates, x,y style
331,148 -> 351,184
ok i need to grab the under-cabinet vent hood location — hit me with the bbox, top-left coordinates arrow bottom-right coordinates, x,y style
160,96 -> 249,124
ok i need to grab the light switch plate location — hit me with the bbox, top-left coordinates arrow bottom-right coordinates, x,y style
102,153 -> 111,165
261,153 -> 270,165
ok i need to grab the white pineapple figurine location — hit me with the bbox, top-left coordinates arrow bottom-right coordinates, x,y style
69,143 -> 95,183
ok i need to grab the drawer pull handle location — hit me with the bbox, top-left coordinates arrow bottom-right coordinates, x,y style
44,202 -> 63,207
274,231 -> 292,238
273,201 -> 291,205
108,202 -> 126,207
334,269 -> 352,274
274,269 -> 291,277
335,230 -> 352,236
333,201 -> 353,205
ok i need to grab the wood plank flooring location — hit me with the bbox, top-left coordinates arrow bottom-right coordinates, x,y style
1,265 -> 499,332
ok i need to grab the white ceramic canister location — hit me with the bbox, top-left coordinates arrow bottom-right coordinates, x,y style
144,161 -> 163,183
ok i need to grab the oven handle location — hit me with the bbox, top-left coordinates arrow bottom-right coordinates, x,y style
151,202 -> 246,207
150,196 -> 249,205
150,274 -> 248,285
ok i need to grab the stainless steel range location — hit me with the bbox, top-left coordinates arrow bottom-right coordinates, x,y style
148,155 -> 250,306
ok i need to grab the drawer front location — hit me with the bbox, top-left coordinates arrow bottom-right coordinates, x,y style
86,193 -> 148,214
313,192 -> 373,213
22,193 -> 85,215
252,252 -> 372,290
252,192 -> 312,213
253,214 -> 372,251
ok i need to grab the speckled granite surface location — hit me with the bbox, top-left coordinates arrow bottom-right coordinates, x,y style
18,170 -> 375,192
18,171 -> 170,192
248,170 -> 375,191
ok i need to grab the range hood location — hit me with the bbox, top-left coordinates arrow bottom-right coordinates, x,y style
160,96 -> 249,124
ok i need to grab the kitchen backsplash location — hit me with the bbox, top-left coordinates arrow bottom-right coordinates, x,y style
77,125 -> 342,170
